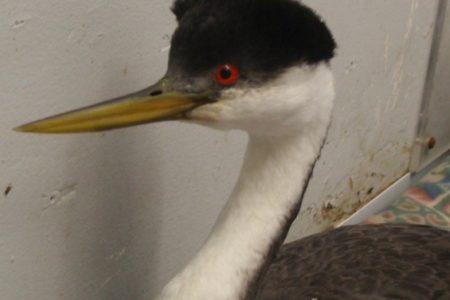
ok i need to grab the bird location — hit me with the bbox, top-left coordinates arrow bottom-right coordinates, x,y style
15,0 -> 450,299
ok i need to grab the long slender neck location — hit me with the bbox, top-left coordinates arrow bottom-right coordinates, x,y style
157,64 -> 334,300
157,126 -> 328,300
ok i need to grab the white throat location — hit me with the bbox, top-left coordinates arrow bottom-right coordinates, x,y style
157,64 -> 334,300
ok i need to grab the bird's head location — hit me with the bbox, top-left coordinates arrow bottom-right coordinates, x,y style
16,0 -> 336,137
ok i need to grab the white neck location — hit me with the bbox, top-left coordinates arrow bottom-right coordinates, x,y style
157,65 -> 334,300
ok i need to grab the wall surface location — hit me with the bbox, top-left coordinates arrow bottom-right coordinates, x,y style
415,0 -> 450,168
288,0 -> 439,238
0,0 -> 440,299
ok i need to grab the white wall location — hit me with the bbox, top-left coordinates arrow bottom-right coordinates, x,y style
288,0 -> 440,238
0,1 -> 440,299
413,0 -> 450,168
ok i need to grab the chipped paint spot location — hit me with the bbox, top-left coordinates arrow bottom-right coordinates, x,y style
344,60 -> 356,74
4,184 -> 12,197
11,14 -> 31,29
42,184 -> 78,211
321,202 -> 334,217
12,20 -> 26,29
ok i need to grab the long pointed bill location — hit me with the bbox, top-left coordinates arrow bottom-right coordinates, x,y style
15,83 -> 212,134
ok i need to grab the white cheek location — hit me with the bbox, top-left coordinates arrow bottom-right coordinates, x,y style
190,63 -> 334,134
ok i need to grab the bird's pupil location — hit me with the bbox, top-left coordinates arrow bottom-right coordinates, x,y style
220,68 -> 232,79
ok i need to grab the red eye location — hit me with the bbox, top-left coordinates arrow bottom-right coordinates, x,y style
215,64 -> 239,86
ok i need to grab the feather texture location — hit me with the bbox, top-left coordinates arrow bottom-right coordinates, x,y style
257,224 -> 450,300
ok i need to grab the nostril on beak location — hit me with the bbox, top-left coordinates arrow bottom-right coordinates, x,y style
150,90 -> 163,97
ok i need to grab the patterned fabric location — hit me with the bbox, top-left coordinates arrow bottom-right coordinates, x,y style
363,155 -> 450,231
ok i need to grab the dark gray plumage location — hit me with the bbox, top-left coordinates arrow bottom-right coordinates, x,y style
256,224 -> 450,300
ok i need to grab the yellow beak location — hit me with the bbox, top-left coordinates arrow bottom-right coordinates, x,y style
15,81 -> 212,134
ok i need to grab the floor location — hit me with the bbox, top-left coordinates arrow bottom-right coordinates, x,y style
363,154 -> 450,231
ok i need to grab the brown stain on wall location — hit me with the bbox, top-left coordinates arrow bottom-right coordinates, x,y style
312,141 -> 411,229
315,171 -> 407,229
